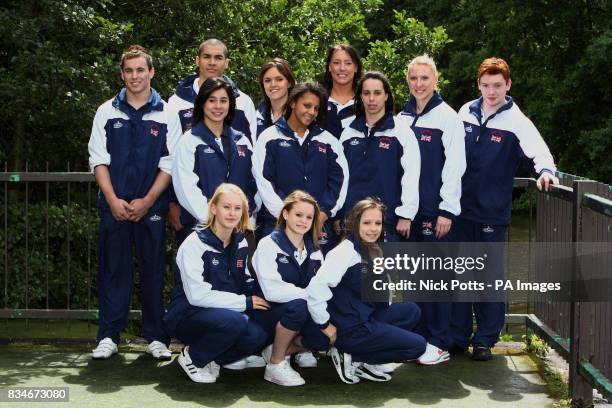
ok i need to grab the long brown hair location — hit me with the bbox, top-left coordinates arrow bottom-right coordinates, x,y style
344,197 -> 386,260
276,190 -> 322,247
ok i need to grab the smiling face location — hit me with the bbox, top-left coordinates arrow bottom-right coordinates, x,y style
262,67 -> 290,104
282,201 -> 315,238
361,78 -> 388,119
196,44 -> 229,81
121,56 -> 154,97
407,63 -> 437,108
289,92 -> 320,130
210,191 -> 243,232
329,49 -> 357,88
359,208 -> 383,243
478,73 -> 511,111
202,88 -> 230,128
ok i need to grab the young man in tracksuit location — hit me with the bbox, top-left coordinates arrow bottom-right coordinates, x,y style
452,57 -> 558,360
398,55 -> 466,363
167,39 -> 258,241
88,45 -> 182,360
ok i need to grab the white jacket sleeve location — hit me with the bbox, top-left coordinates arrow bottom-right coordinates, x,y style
176,236 -> 247,311
515,114 -> 557,174
252,129 -> 284,218
172,135 -> 209,223
88,105 -> 111,172
306,240 -> 361,325
396,121 -> 421,220
326,134 -> 350,217
252,238 -> 308,303
242,94 -> 258,143
439,112 -> 466,216
159,104 -> 183,174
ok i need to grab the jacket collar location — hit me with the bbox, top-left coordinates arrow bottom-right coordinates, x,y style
196,227 -> 243,253
401,91 -> 444,117
468,96 -> 514,123
348,111 -> 395,134
274,117 -> 324,141
270,228 -> 316,258
112,87 -> 163,115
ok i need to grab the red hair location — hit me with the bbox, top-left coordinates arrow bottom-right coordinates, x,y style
478,57 -> 510,83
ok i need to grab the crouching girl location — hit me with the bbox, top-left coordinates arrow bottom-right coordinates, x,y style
307,198 -> 427,384
250,191 -> 333,386
164,183 -> 269,383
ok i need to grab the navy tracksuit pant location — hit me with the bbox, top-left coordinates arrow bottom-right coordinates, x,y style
450,217 -> 507,349
175,307 -> 267,367
96,210 -> 168,345
335,302 -> 426,364
410,213 -> 453,351
248,299 -> 330,351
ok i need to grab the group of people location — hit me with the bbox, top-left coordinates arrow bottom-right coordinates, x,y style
87,38 -> 559,386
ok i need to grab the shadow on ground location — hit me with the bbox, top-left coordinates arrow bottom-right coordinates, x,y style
0,343 -> 554,407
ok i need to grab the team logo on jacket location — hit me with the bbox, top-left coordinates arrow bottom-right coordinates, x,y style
203,146 -> 215,154
490,131 -> 503,143
420,129 -> 432,142
482,225 -> 495,233
465,125 -> 473,133
317,143 -> 327,154
278,256 -> 289,264
319,231 -> 328,245
182,109 -> 193,118
236,145 -> 247,157
236,258 -> 244,268
212,257 -> 220,266
422,221 -> 433,236
149,214 -> 162,222
378,137 -> 391,150
150,124 -> 159,137
279,140 -> 291,148
350,139 -> 360,146
113,121 -> 123,129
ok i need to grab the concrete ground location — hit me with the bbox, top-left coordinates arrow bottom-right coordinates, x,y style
0,342 -> 557,408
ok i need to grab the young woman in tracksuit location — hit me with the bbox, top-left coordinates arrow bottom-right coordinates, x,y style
256,58 -> 295,138
322,44 -> 363,139
253,82 -> 349,253
163,184 -> 269,383
250,190 -> 331,386
306,198 -> 427,384
452,57 -> 558,361
398,55 -> 466,363
339,71 -> 420,242
172,77 -> 257,246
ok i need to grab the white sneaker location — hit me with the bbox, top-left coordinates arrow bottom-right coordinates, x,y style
264,360 -> 305,386
146,340 -> 171,360
245,354 -> 266,368
417,343 -> 450,365
329,347 -> 359,384
261,344 -> 273,364
177,347 -> 217,383
374,363 -> 396,373
354,362 -> 392,382
209,361 -> 220,378
295,351 -> 317,368
223,358 -> 247,370
92,337 -> 118,359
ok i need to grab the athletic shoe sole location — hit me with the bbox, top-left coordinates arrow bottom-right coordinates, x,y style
329,348 -> 359,384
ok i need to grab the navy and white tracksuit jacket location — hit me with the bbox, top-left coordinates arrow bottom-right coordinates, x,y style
256,103 -> 277,139
250,229 -> 330,349
172,121 -> 257,227
253,118 -> 349,224
340,113 -> 420,228
399,92 -> 466,222
252,229 -> 324,303
164,228 -> 255,337
163,228 -> 267,367
324,97 -> 355,139
167,74 -> 257,142
88,87 -> 181,344
306,236 -> 426,363
459,96 -> 557,226
88,88 -> 181,211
